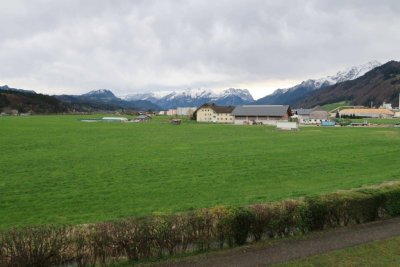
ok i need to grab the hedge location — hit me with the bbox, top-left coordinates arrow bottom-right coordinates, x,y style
1,182 -> 400,266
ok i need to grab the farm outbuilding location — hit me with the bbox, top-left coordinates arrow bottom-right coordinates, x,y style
293,107 -> 329,124
339,108 -> 394,118
134,115 -> 152,122
231,105 -> 292,125
171,119 -> 182,125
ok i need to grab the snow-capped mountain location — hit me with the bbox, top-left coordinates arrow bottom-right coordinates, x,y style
124,88 -> 254,109
296,60 -> 400,108
254,60 -> 382,106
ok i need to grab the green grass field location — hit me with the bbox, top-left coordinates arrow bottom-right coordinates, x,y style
1,115 -> 400,230
351,118 -> 400,125
278,236 -> 400,267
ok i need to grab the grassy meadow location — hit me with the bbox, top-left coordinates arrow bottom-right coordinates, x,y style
1,115 -> 400,229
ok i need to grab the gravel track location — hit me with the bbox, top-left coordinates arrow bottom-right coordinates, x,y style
154,217 -> 400,267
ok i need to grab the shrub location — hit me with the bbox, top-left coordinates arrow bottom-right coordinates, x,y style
230,207 -> 255,246
382,188 -> 400,216
249,204 -> 275,241
0,225 -> 71,267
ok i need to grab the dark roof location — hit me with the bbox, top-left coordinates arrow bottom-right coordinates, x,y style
294,108 -> 314,115
198,103 -> 235,114
231,105 -> 290,116
294,106 -> 323,115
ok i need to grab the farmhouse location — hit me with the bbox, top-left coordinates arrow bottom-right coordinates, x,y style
231,105 -> 292,125
339,108 -> 394,118
195,103 -> 235,123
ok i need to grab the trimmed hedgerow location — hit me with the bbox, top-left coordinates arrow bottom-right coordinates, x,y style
1,182 -> 400,266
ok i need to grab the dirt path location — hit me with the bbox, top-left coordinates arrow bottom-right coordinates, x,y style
154,217 -> 400,267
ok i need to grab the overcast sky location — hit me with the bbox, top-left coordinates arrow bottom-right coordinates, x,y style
1,0 -> 399,99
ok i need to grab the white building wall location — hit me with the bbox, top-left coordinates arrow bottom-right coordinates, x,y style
197,108 -> 233,123
176,107 -> 197,116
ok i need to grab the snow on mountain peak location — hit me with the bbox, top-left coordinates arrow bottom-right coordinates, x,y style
123,88 -> 254,109
255,60 -> 383,105
332,60 -> 381,83
304,60 -> 382,90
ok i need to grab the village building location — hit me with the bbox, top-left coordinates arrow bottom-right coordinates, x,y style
231,105 -> 292,125
381,102 -> 393,110
166,109 -> 177,116
176,107 -> 197,116
195,103 -> 235,123
339,108 -> 394,118
293,107 -> 330,125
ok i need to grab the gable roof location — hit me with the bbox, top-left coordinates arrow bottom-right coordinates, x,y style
294,108 -> 314,115
198,103 -> 235,114
294,106 -> 323,115
231,105 -> 290,116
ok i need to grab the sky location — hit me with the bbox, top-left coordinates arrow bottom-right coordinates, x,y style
1,0 -> 400,100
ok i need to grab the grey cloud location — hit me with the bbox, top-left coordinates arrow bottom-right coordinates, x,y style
0,0 -> 399,97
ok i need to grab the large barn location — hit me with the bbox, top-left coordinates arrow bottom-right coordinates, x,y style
231,105 -> 292,125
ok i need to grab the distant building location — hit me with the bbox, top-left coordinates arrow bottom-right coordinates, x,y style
381,102 -> 393,110
293,107 -> 330,124
231,105 -> 292,125
166,109 -> 177,116
339,108 -> 394,118
176,107 -> 197,116
196,103 -> 235,123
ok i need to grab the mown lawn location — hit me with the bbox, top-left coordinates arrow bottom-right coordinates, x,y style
1,115 -> 400,229
278,236 -> 400,267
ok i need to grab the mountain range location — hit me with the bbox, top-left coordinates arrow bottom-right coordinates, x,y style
0,85 -> 69,114
296,60 -> 400,108
254,60 -> 382,106
124,88 -> 254,109
2,60 -> 400,114
55,89 -> 161,111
